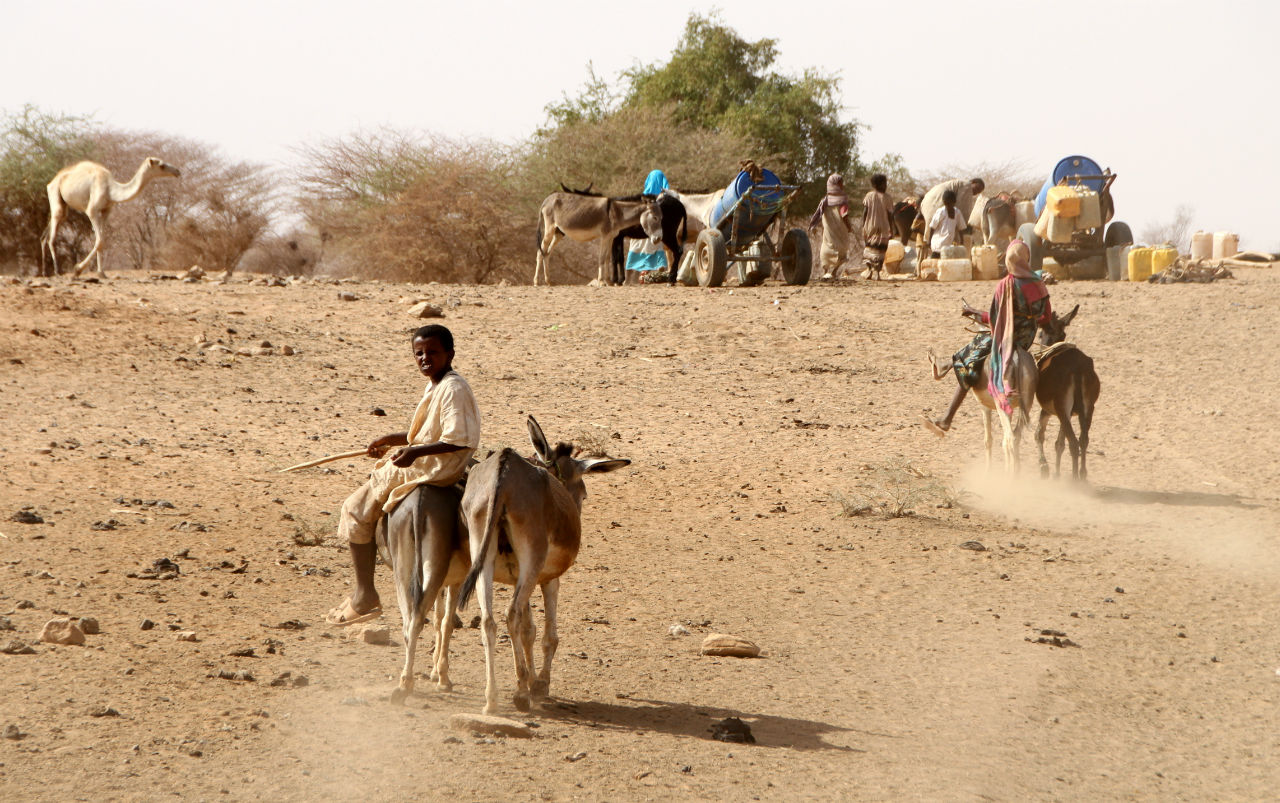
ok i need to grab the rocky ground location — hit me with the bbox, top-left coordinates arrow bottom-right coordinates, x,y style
1,266 -> 1278,801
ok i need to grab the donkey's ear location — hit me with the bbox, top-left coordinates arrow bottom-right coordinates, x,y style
1062,304 -> 1080,325
582,458 -> 630,474
527,416 -> 552,462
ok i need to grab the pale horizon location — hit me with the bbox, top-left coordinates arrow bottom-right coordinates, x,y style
6,0 -> 1277,251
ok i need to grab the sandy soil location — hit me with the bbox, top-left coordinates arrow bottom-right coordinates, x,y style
1,267 -> 1278,802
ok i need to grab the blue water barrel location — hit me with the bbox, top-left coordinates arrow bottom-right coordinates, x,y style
709,168 -> 782,233
1034,156 -> 1105,217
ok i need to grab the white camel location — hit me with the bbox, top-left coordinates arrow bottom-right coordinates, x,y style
40,157 -> 181,278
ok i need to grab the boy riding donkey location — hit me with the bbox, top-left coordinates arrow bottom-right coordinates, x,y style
325,324 -> 481,626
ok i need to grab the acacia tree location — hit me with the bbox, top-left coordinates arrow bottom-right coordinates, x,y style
621,13 -> 861,206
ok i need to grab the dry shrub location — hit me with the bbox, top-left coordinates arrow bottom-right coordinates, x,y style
297,132 -> 528,284
832,458 -> 942,518
915,158 -> 1043,202
237,229 -> 323,276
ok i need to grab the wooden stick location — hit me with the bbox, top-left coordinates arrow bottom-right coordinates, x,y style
278,449 -> 368,473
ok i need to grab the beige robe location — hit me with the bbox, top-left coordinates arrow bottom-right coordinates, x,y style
819,205 -> 852,271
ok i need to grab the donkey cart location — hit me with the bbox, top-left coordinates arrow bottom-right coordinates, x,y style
691,167 -> 811,287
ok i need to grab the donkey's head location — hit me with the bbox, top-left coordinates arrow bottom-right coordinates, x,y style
639,199 -> 664,244
527,416 -> 630,508
1037,304 -> 1079,346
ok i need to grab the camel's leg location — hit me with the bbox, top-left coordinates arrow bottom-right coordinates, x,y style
531,577 -> 560,701
1036,408 -> 1052,478
42,190 -> 66,277
74,207 -> 108,278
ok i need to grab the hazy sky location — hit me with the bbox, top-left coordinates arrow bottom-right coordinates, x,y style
6,1 -> 1277,249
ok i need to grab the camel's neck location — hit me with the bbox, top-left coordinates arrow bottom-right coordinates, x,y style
108,163 -> 153,203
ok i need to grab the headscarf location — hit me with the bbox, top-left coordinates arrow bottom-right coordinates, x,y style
1005,240 -> 1034,278
643,169 -> 669,196
809,173 -> 850,228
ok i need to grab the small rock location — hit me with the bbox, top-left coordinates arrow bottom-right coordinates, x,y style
338,291 -> 358,302
700,633 -> 762,658
448,714 -> 534,739
228,647 -> 256,658
469,615 -> 481,629
77,617 -> 100,635
214,669 -> 255,682
341,697 -> 368,706
2,724 -> 22,740
11,510 -> 43,524
709,717 -> 755,743
355,625 -> 391,646
40,618 -> 86,646
0,616 -> 14,631
175,631 -> 199,642
280,345 -> 296,356
564,751 -> 588,762
140,619 -> 156,631
269,671 -> 309,688
1,640 -> 36,655
369,407 -> 386,417
408,302 -> 444,319
958,541 -> 987,552
16,600 -> 36,610
442,735 -> 463,745
668,624 -> 690,637
89,707 -> 121,718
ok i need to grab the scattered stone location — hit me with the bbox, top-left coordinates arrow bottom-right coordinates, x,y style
228,647 -> 256,658
448,714 -> 534,739
40,618 -> 86,646
268,671 -> 309,688
958,541 -> 987,552
91,519 -> 123,531
709,717 -> 755,743
0,617 -> 13,631
337,291 -> 359,302
369,407 -> 386,417
127,557 -> 181,581
214,669 -> 255,682
280,345 -> 296,356
16,600 -> 36,610
11,510 -> 43,524
340,697 -> 368,706
175,631 -> 199,642
181,266 -> 205,281
140,619 -> 156,631
700,634 -> 762,658
267,619 -> 308,631
442,735 -> 463,745
1027,629 -> 1081,648
565,751 -> 588,762
89,707 -> 121,718
1,640 -> 36,655
2,724 -> 23,740
469,615 -> 481,629
668,624 -> 690,637
408,302 -> 444,319
78,617 -> 100,635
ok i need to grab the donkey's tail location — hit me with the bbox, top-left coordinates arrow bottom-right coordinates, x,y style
456,453 -> 509,611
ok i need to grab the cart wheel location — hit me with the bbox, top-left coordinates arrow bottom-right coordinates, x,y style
1017,222 -> 1044,271
1103,221 -> 1133,248
780,229 -> 812,285
736,240 -> 771,286
695,229 -> 728,287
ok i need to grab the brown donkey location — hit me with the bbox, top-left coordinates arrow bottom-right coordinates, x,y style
1034,305 -> 1100,480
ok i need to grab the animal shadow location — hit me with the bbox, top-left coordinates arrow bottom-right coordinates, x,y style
1091,485 -> 1259,509
539,695 -> 866,752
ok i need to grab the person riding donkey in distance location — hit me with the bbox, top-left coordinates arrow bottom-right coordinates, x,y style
923,240 -> 1051,436
325,324 -> 481,626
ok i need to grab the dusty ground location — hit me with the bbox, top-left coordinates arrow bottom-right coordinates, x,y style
1,266 -> 1278,802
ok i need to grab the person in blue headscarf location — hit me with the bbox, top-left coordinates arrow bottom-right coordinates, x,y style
625,169 -> 670,283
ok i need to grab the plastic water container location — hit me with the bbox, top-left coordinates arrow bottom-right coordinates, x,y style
1042,258 -> 1070,281
1047,212 -> 1075,244
1212,231 -> 1239,259
938,258 -> 972,282
1128,247 -> 1153,282
941,244 -> 968,260
1150,246 -> 1177,275
918,258 -> 939,281
1190,231 -> 1213,260
971,245 -> 999,280
901,245 -> 918,275
1106,245 -> 1131,281
1075,189 -> 1102,230
1015,200 -> 1036,228
1047,185 -> 1081,218
885,238 -> 905,266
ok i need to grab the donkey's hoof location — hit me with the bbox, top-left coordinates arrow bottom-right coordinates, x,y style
389,687 -> 411,706
1039,464 -> 1050,479
512,693 -> 531,712
530,679 -> 550,699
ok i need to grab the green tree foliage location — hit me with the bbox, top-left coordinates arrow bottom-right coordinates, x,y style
0,105 -> 98,271
622,13 -> 860,206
